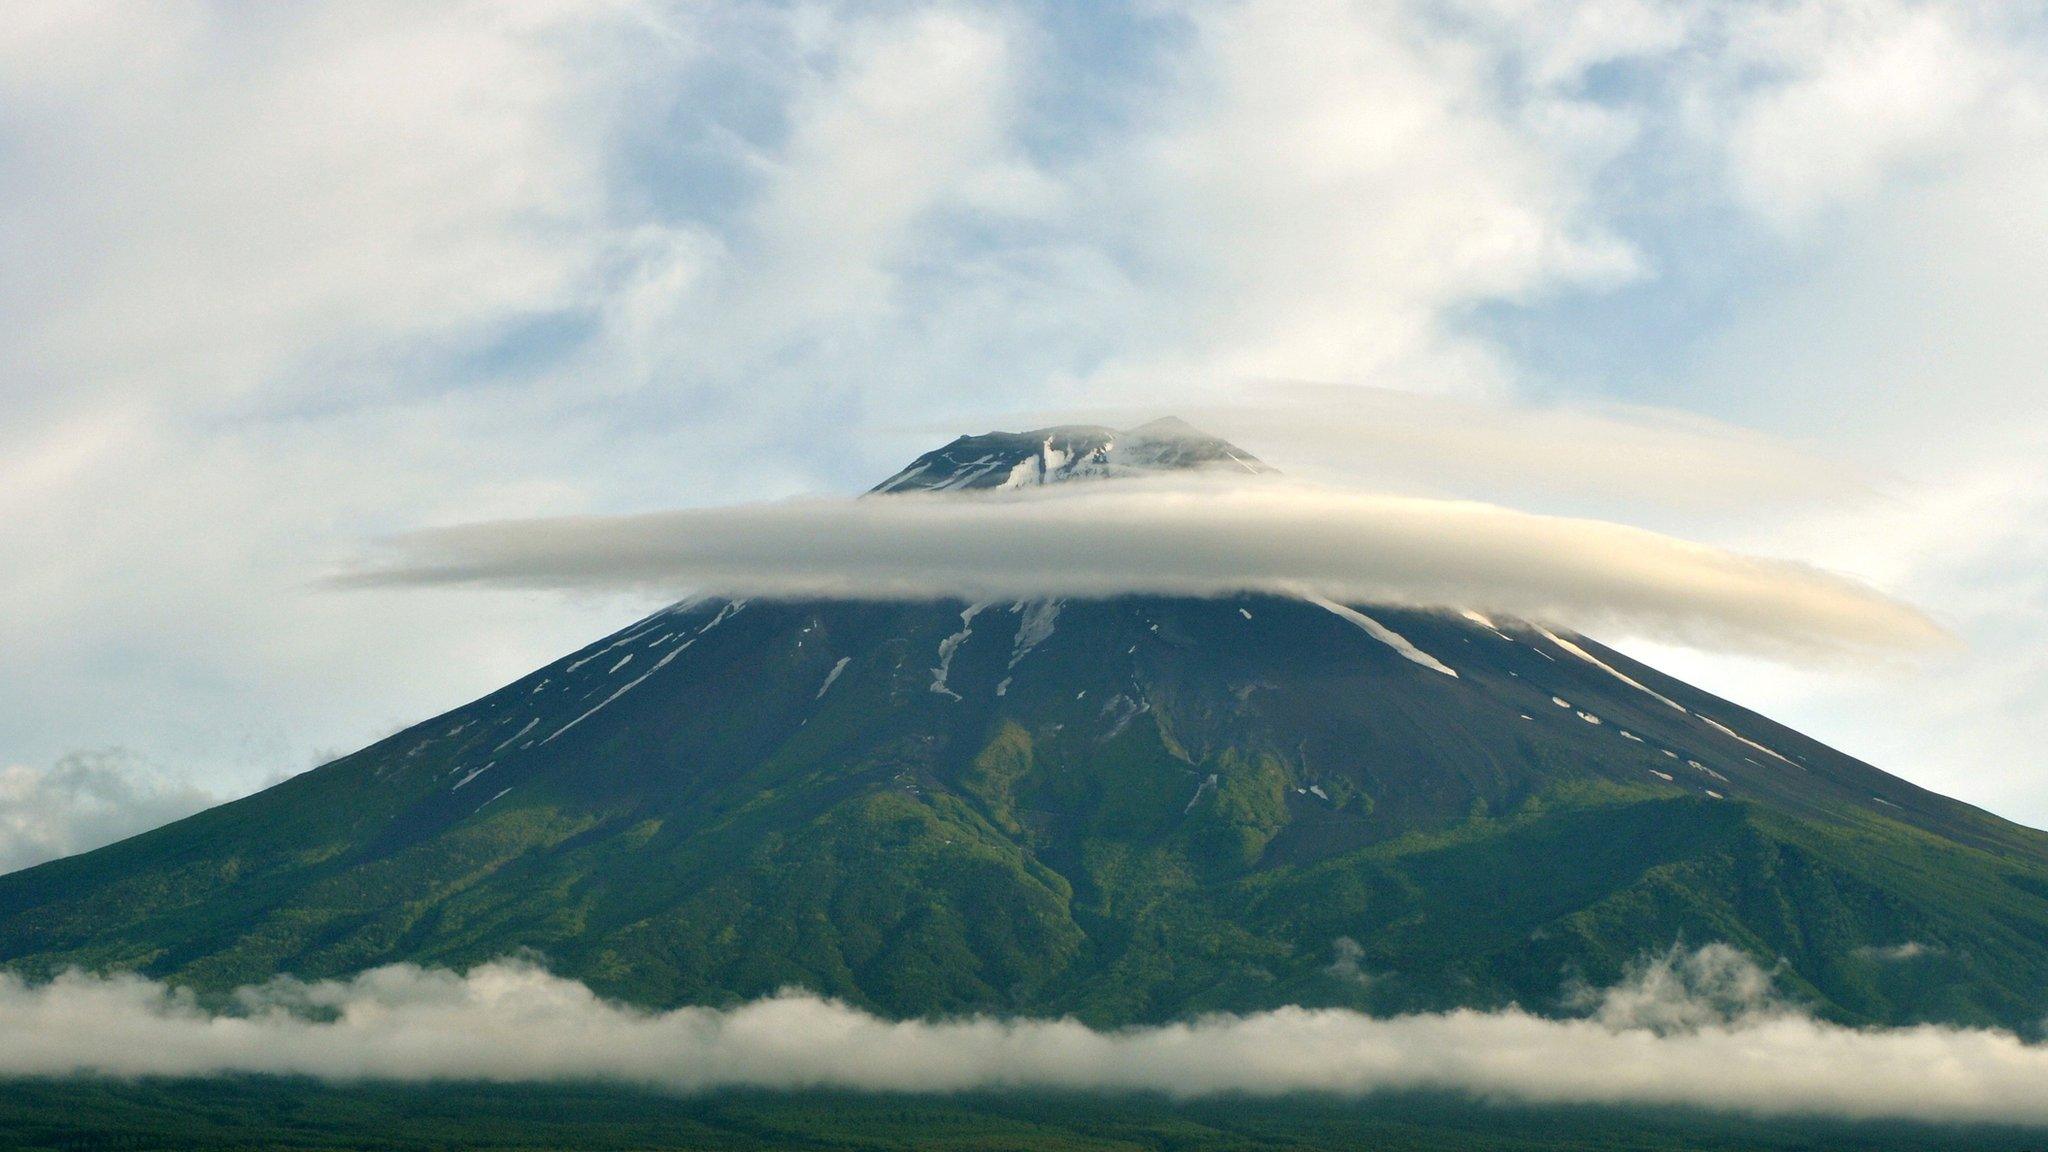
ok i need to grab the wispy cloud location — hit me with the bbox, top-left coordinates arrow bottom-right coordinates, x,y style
5,0 -> 2048,826
342,477 -> 1943,661
954,385 -> 1871,514
0,750 -> 218,875
5,947 -> 2047,1125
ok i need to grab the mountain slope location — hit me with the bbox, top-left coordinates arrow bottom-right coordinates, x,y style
5,424 -> 2048,1031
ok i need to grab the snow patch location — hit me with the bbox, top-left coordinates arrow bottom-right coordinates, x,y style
999,438 -> 1075,489
492,718 -> 539,753
1184,773 -> 1219,814
1460,610 -> 1515,641
565,623 -> 663,674
1534,625 -> 1688,714
450,762 -> 495,792
541,642 -> 692,745
696,600 -> 746,635
872,461 -> 932,492
929,604 -> 987,700
1007,600 -> 1061,669
1099,694 -> 1149,740
816,657 -> 852,699
935,458 -> 1004,490
1698,714 -> 1799,767
1306,596 -> 1458,677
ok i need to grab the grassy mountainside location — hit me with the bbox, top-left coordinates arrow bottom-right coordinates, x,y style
5,1080 -> 2046,1152
5,593 -> 2047,1031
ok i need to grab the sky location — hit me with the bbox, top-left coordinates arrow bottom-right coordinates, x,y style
4,0 -> 2048,867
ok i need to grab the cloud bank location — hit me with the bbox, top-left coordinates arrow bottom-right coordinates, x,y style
345,478 -> 1942,660
5,947 -> 2048,1126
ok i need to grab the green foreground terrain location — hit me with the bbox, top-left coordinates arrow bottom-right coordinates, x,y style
2,1081 -> 2043,1152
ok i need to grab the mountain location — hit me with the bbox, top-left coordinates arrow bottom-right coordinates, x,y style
6,422 -> 2048,1032
870,416 -> 1272,492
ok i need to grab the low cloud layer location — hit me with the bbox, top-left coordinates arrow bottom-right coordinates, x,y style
344,478 -> 1943,661
5,947 -> 2048,1125
0,751 -> 218,875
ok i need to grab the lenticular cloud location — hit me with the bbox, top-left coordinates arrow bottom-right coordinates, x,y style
6,947 -> 2048,1124
343,478 -> 1943,662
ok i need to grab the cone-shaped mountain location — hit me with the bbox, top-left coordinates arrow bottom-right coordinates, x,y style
6,421 -> 2048,1031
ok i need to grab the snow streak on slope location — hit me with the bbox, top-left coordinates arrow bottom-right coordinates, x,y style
1007,601 -> 1061,668
1699,714 -> 1800,768
542,642 -> 692,745
930,604 -> 986,700
817,657 -> 852,699
1533,625 -> 1687,713
1306,596 -> 1457,677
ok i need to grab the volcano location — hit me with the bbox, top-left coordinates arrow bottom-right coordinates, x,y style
6,422 -> 2048,1031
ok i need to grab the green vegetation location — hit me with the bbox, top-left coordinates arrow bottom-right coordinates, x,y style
3,1080 -> 2045,1152
5,595 -> 2048,1032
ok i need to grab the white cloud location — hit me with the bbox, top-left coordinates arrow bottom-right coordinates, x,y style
0,750 -> 218,875
1078,0 -> 1642,391
597,4 -> 1053,401
0,0 -> 1707,796
969,384 -> 1869,516
0,2 -> 705,794
1638,0 -> 2048,824
5,946 -> 2048,1125
347,476 -> 1943,660
0,1 -> 677,417
1712,0 -> 2036,223
5,0 -> 2048,829
1454,0 -> 1694,88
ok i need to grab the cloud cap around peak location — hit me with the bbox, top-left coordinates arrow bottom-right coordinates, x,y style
343,475 -> 1947,663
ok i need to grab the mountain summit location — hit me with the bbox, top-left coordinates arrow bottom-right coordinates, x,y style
6,427 -> 2048,1031
871,417 -> 1271,493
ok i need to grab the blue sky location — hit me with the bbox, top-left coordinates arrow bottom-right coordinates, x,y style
4,0 -> 2047,866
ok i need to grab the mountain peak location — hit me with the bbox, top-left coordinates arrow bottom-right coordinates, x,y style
871,417 -> 1270,494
